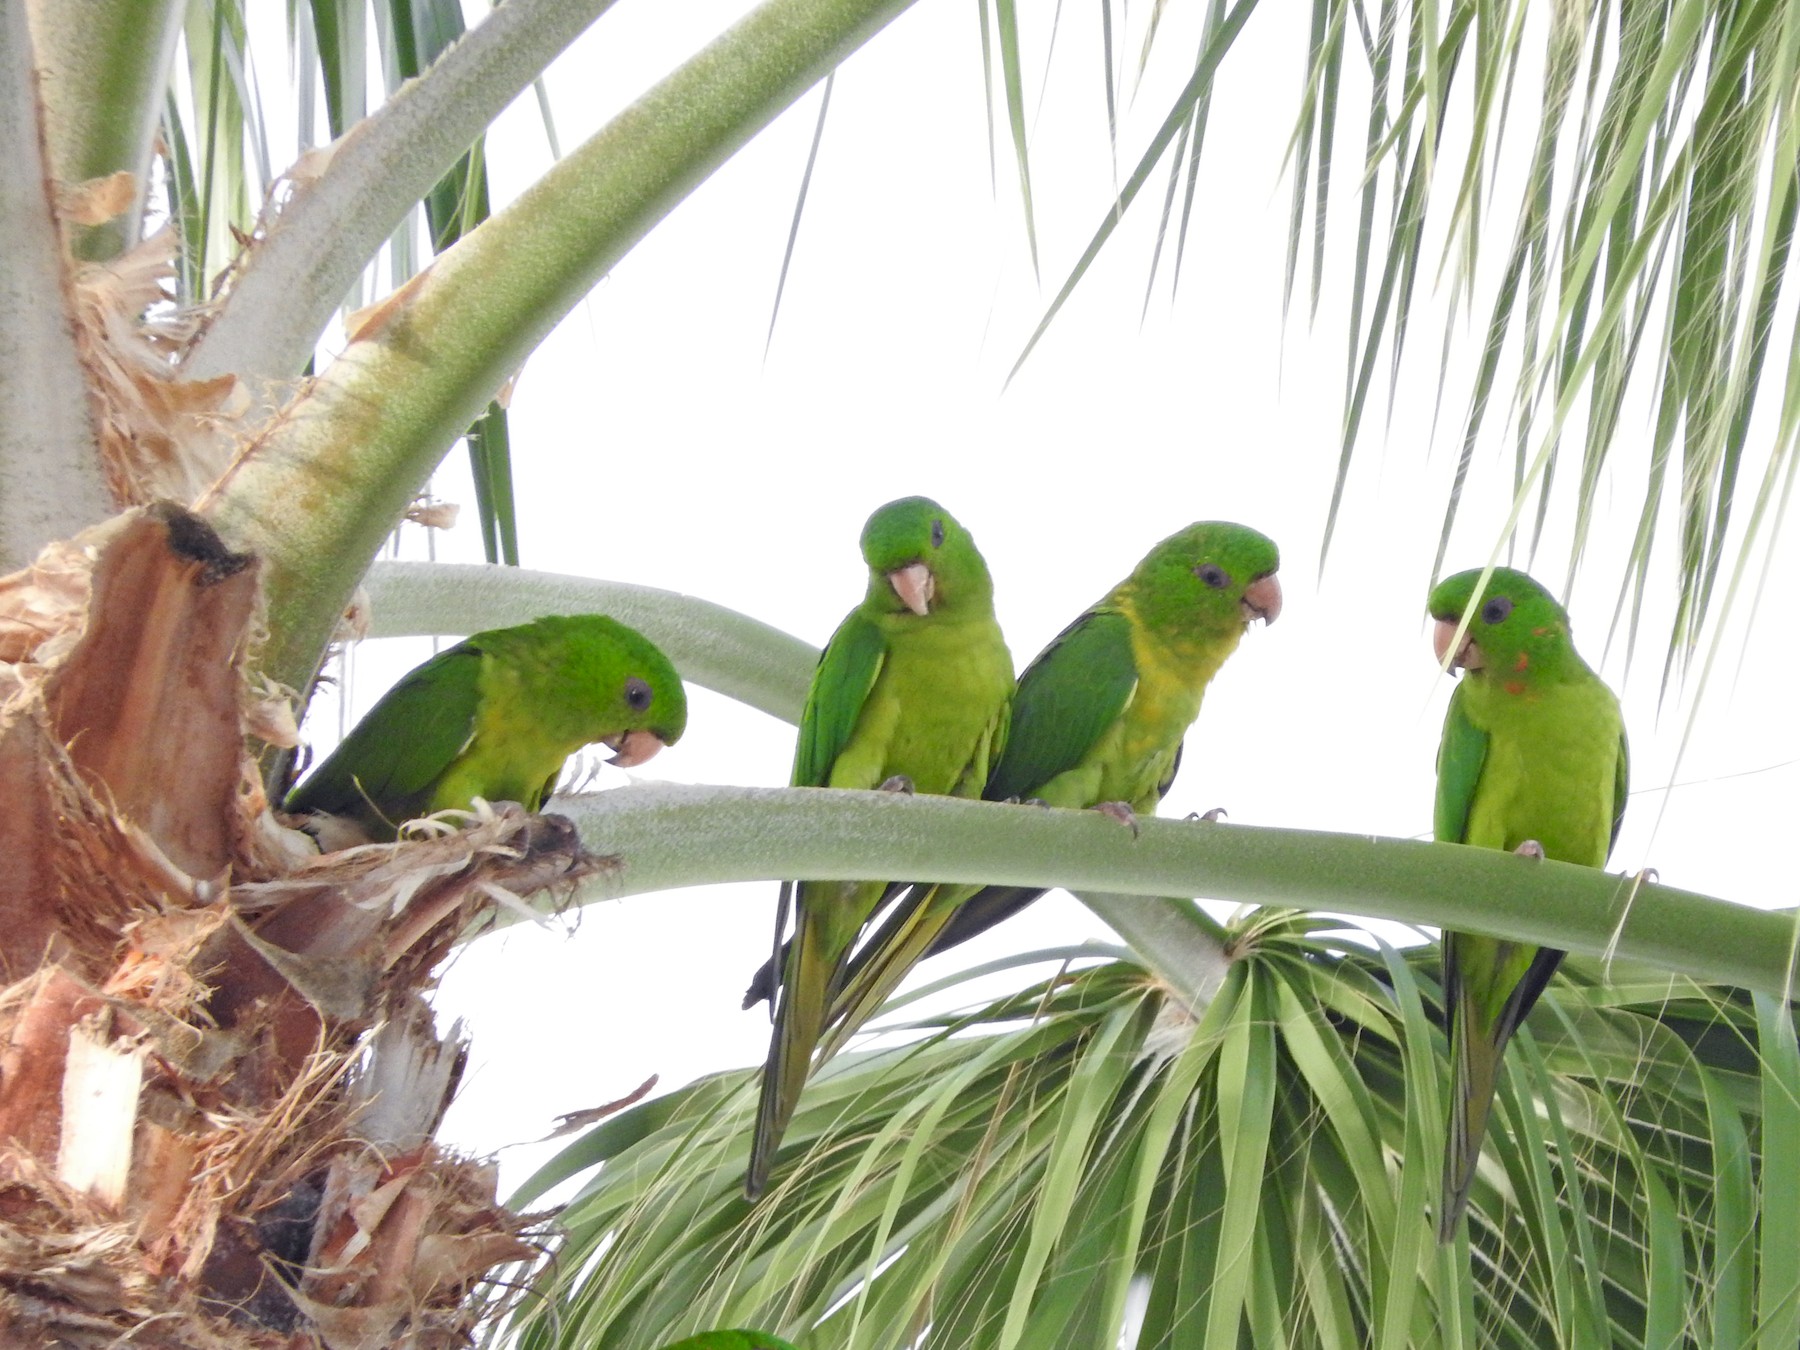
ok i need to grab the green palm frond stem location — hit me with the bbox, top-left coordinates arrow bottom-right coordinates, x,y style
26,0 -> 184,262
498,916 -> 1791,1348
552,781 -> 1785,998
180,0 -> 620,395
199,0 -> 921,698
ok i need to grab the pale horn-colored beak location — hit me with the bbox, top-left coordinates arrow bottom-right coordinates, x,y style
1241,573 -> 1283,626
604,728 -> 667,768
888,562 -> 935,616
1433,618 -> 1482,671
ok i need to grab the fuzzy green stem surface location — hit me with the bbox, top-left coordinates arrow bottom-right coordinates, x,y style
1072,890 -> 1232,1010
25,0 -> 184,260
182,0 -> 619,390
202,0 -> 916,697
549,783 -> 1792,997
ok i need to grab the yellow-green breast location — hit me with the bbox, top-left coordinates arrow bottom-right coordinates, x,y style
1459,675 -> 1622,866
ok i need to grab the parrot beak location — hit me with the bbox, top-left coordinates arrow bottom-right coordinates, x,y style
888,562 -> 935,616
1433,618 -> 1483,671
1240,573 -> 1283,626
604,728 -> 666,768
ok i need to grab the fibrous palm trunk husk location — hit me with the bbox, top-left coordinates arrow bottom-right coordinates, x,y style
0,504 -> 607,1348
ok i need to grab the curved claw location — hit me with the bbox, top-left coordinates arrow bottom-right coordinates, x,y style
1184,806 -> 1229,824
1094,801 -> 1140,838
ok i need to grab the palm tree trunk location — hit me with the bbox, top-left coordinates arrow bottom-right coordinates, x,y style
0,505 -> 594,1346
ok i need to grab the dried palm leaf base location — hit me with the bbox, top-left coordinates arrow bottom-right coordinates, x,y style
0,506 -> 608,1348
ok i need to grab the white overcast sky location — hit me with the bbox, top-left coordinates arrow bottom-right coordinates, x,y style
277,0 -> 1799,1191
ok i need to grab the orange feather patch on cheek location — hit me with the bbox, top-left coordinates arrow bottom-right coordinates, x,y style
1513,651 -> 1529,672
1503,679 -> 1527,696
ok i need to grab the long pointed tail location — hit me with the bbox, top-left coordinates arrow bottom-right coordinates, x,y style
1439,993 -> 1502,1242
746,914 -> 833,1200
742,881 -> 911,1011
1438,938 -> 1566,1241
817,883 -> 979,1063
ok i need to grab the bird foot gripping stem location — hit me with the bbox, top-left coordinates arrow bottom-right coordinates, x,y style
1094,801 -> 1140,838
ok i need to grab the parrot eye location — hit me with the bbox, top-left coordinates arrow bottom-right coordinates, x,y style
1481,597 -> 1514,625
1194,563 -> 1231,590
624,677 -> 653,711
930,519 -> 945,549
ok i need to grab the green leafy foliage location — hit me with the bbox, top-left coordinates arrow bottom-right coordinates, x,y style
495,910 -> 1797,1348
167,0 -> 259,302
992,0 -> 1800,680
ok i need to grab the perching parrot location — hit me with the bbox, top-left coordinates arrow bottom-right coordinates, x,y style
807,520 -> 1282,1055
746,496 -> 1012,1199
653,1332 -> 799,1350
1429,566 -> 1628,1241
285,614 -> 687,844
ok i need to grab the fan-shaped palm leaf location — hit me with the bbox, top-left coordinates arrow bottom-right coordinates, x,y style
497,912 -> 1797,1347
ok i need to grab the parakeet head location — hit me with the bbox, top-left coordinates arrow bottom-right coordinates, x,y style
858,496 -> 993,617
1428,567 -> 1583,688
545,614 -> 688,768
1129,521 -> 1282,641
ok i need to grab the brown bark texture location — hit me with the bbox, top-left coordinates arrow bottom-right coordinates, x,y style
0,505 -> 609,1348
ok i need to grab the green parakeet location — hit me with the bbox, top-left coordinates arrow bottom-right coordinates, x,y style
799,521 -> 1282,1063
285,614 -> 687,843
1429,566 -> 1627,1241
746,496 -> 1012,1199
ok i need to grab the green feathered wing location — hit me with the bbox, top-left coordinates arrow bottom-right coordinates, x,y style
985,607 -> 1144,804
285,642 -> 491,835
